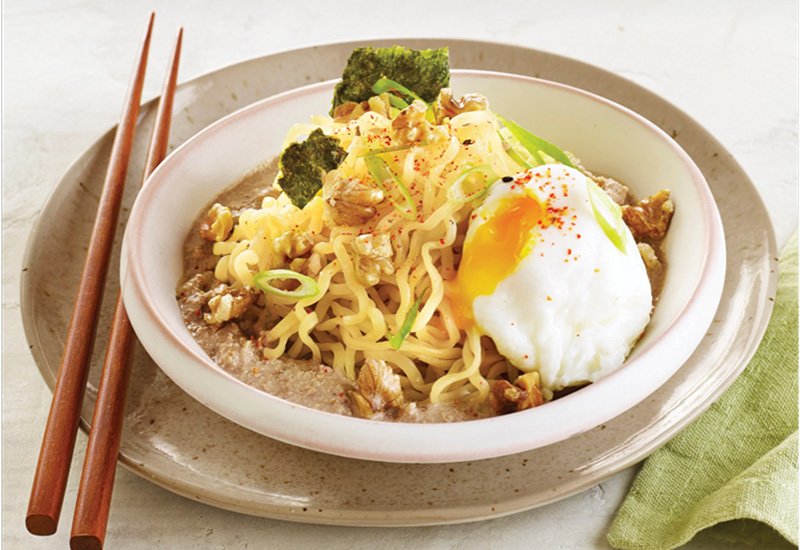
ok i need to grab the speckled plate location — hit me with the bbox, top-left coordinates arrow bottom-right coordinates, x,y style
20,39 -> 777,526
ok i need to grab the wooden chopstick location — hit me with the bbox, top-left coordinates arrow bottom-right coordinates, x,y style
26,13 -> 155,537
70,28 -> 183,550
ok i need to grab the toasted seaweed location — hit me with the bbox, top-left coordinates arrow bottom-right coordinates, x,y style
331,46 -> 450,114
277,128 -> 346,209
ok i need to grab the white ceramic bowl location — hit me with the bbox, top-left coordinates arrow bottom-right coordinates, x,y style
122,70 -> 725,463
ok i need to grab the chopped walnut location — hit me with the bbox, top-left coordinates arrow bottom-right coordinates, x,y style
622,190 -> 674,242
332,101 -> 366,122
637,242 -> 665,300
566,152 -> 631,205
435,88 -> 488,122
392,100 -> 434,144
489,372 -> 544,415
594,176 -> 630,205
304,252 -> 323,277
199,203 -> 234,242
352,233 -> 395,286
288,257 -> 307,273
204,288 -> 255,324
637,242 -> 661,274
366,94 -> 392,118
272,231 -> 314,259
332,94 -> 393,123
324,176 -> 385,226
347,390 -> 375,418
348,359 -> 405,418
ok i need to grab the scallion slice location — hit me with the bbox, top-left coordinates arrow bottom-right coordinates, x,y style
362,144 -> 413,156
372,77 -> 436,122
388,294 -> 423,350
364,154 -> 417,220
448,164 -> 499,204
387,95 -> 410,110
498,128 -> 534,169
497,115 -> 577,169
372,77 -> 425,104
252,269 -> 321,299
586,180 -> 628,253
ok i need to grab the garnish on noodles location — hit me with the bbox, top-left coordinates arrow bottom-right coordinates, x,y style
177,46 -> 674,421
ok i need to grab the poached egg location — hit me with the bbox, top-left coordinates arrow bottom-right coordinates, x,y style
447,164 -> 652,392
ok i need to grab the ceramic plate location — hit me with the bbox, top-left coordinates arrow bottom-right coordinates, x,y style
20,39 -> 776,525
122,71 -> 724,462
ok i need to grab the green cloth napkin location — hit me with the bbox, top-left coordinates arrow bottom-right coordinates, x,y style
608,232 -> 799,550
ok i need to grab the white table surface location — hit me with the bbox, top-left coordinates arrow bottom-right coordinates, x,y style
3,1 -> 797,548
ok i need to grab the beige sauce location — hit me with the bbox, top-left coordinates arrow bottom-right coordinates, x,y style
177,162 -> 490,422
177,161 -> 668,422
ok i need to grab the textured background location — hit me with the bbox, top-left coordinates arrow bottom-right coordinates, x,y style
3,0 -> 797,548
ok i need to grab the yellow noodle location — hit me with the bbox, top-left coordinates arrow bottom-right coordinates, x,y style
207,104 -> 528,407
297,311 -> 321,363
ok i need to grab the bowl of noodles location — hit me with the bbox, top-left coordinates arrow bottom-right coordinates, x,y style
122,49 -> 725,463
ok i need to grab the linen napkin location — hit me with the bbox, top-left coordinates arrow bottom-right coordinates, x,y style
607,231 -> 798,549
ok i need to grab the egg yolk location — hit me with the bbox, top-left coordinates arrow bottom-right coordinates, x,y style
447,193 -> 544,328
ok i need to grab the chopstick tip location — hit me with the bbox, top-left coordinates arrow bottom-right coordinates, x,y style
26,513 -> 58,536
171,27 -> 184,61
71,534 -> 104,550
144,12 -> 155,40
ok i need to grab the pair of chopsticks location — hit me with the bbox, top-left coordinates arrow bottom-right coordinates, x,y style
26,13 -> 183,549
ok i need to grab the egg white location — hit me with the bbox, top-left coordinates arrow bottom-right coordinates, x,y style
470,164 -> 652,392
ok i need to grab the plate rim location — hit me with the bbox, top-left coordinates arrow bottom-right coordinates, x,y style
122,68 -> 726,463
20,38 -> 778,525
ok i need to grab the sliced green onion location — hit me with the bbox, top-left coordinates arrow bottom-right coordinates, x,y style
586,180 -> 628,253
387,95 -> 410,110
497,115 -> 577,169
372,77 -> 436,122
388,294 -> 423,350
364,154 -> 417,220
498,128 -> 534,169
448,164 -> 499,204
372,77 -> 425,104
362,144 -> 413,157
252,269 -> 321,299
423,105 -> 437,124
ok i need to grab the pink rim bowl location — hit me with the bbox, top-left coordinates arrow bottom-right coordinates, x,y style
121,70 -> 726,463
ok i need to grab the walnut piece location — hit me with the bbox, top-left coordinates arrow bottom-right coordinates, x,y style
332,94 -> 392,123
199,203 -> 234,242
489,372 -> 544,415
622,189 -> 674,242
352,233 -> 395,286
332,101 -> 365,122
366,94 -> 392,118
637,242 -> 665,300
594,176 -> 630,205
637,242 -> 661,275
436,88 -> 488,122
348,359 -> 405,418
566,152 -> 631,206
325,177 -> 385,226
272,231 -> 314,259
392,100 -> 434,144
304,252 -> 323,277
347,390 -> 375,419
204,288 -> 255,324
